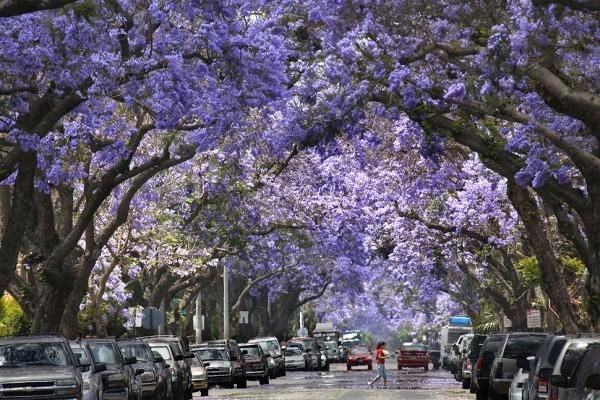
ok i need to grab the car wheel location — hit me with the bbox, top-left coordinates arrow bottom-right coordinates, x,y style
424,365 -> 429,372
237,379 -> 247,389
462,379 -> 470,390
259,375 -> 270,385
398,365 -> 402,370
324,363 -> 330,372
347,364 -> 351,371
368,364 -> 373,371
200,389 -> 209,397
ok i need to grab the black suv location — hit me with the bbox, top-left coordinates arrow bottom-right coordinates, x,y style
0,335 -> 84,400
473,333 -> 506,400
206,339 -> 247,388
488,333 -> 548,400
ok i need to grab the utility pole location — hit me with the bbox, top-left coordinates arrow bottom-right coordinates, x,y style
300,306 -> 304,330
223,265 -> 229,338
158,300 -> 165,335
195,292 -> 202,344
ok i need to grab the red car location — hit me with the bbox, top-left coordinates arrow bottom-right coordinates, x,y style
346,346 -> 372,371
397,343 -> 430,371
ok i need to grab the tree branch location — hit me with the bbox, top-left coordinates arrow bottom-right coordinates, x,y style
0,0 -> 79,17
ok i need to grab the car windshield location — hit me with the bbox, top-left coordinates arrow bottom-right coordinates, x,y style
350,347 -> 369,355
0,342 -> 71,367
151,346 -> 172,361
255,340 -> 278,352
119,344 -> 152,362
503,336 -> 546,359
89,343 -> 120,364
194,349 -> 229,361
285,348 -> 302,357
325,341 -> 337,348
242,347 -> 260,357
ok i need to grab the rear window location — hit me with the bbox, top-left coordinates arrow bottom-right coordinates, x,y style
503,336 -> 546,359
482,336 -> 504,356
548,340 -> 567,365
560,342 -> 590,377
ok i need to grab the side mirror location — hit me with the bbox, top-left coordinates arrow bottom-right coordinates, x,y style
135,368 -> 145,376
550,374 -> 569,388
124,356 -> 137,365
154,356 -> 164,364
203,362 -> 210,367
174,354 -> 185,361
164,364 -> 171,369
585,374 -> 600,391
184,353 -> 196,359
94,362 -> 107,373
516,358 -> 530,372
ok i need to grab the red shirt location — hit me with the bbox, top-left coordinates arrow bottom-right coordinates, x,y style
376,348 -> 385,365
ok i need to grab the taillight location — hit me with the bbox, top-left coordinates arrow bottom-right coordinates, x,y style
537,377 -> 548,394
475,357 -> 483,372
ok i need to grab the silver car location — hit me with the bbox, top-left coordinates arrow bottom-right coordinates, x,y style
70,341 -> 107,400
509,367 -> 530,400
284,347 -> 307,371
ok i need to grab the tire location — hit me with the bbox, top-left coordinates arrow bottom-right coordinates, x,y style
462,379 -> 470,389
200,389 -> 208,397
270,370 -> 277,379
433,363 -> 440,370
237,379 -> 247,389
476,389 -> 487,400
259,375 -> 270,385
368,364 -> 373,370
347,364 -> 351,371
398,365 -> 402,370
424,365 -> 429,371
324,363 -> 330,372
184,387 -> 192,400
281,368 -> 286,377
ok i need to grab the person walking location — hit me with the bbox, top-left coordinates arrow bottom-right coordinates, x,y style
368,341 -> 388,388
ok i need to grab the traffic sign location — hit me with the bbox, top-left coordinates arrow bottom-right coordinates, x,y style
297,327 -> 308,337
142,307 -> 163,330
240,311 -> 249,324
527,310 -> 542,328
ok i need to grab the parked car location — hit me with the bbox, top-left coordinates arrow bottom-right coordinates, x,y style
346,345 -> 372,371
523,334 -> 568,400
86,338 -> 144,400
565,343 -> 600,400
188,354 -> 209,397
286,341 -> 318,371
397,343 -> 430,371
151,350 -> 173,400
454,334 -> 474,386
323,340 -> 342,363
284,346 -> 308,371
429,342 -> 442,370
240,343 -> 270,385
118,339 -> 160,400
249,337 -> 286,376
462,334 -> 487,391
288,337 -> 327,371
143,338 -> 190,400
192,346 -> 234,389
549,336 -> 600,400
449,335 -> 468,375
488,333 -> 548,400
0,335 -> 85,400
473,333 -> 507,400
205,339 -> 247,388
70,340 -> 107,400
509,360 -> 532,400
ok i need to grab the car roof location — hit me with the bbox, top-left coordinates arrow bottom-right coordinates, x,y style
0,335 -> 68,344
249,337 -> 278,341
239,343 -> 260,347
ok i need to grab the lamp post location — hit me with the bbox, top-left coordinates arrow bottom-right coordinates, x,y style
223,264 -> 229,338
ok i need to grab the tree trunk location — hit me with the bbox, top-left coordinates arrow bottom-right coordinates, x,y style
507,181 -> 586,332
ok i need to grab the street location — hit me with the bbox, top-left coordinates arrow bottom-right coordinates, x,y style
196,361 -> 472,400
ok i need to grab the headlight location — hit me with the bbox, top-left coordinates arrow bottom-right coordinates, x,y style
141,371 -> 156,382
268,358 -> 275,367
193,369 -> 207,379
56,379 -> 77,386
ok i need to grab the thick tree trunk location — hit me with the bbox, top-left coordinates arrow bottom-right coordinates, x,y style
507,181 -> 586,332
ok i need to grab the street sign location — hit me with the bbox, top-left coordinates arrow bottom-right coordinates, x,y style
297,327 -> 308,337
503,316 -> 512,329
240,311 -> 249,325
527,309 -> 542,328
194,315 -> 205,330
142,306 -> 163,330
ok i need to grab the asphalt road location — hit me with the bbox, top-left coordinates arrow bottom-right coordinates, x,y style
195,360 -> 473,400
